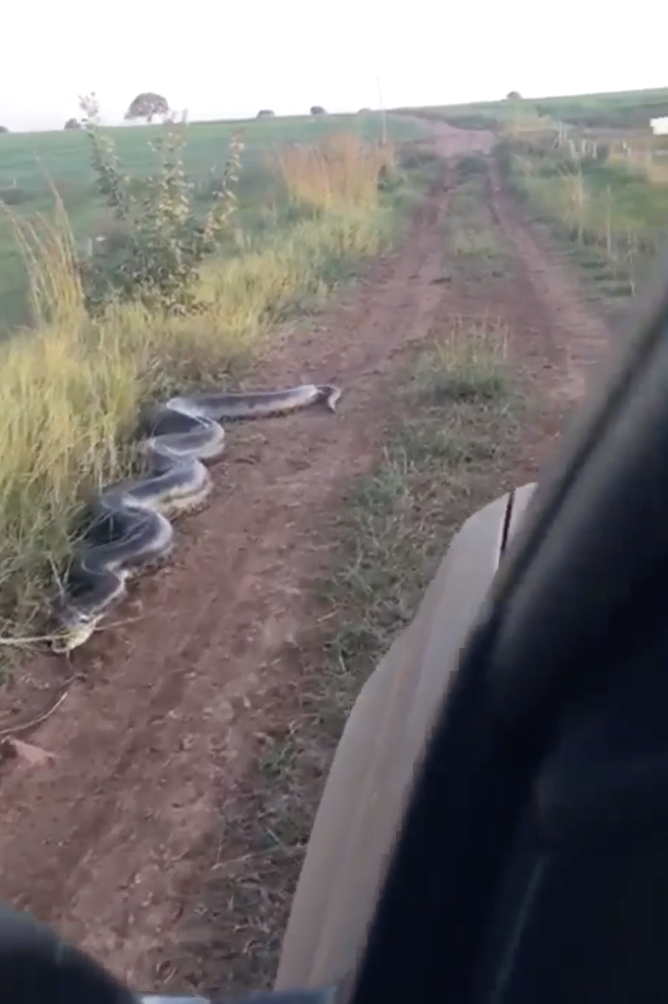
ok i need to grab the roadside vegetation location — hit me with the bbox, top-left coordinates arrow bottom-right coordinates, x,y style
0,106 -> 423,648
495,115 -> 668,303
179,164 -> 523,995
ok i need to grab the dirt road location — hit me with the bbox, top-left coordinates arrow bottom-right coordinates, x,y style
0,122 -> 612,994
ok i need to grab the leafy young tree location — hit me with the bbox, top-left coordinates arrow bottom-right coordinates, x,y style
124,92 -> 170,123
0,126 -> 9,134
78,92 -> 243,314
310,105 -> 327,116
64,118 -> 81,129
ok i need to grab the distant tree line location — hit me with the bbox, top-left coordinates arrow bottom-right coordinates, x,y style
56,92 -> 333,134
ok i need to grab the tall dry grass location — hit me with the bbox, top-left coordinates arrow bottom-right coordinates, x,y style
0,133 -> 396,641
276,132 -> 394,212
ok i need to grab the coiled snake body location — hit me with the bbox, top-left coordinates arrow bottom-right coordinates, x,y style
53,383 -> 341,653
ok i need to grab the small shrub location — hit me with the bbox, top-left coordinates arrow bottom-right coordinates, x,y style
64,118 -> 81,130
78,93 -> 243,314
0,125 -> 8,134
257,109 -> 275,119
310,105 -> 327,116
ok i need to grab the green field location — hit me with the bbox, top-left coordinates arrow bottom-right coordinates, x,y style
0,113 -> 423,191
0,112 -> 427,329
396,86 -> 668,132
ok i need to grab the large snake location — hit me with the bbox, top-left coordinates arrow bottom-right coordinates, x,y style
52,383 -> 341,654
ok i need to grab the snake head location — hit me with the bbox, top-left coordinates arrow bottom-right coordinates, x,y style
318,385 -> 341,412
51,611 -> 97,654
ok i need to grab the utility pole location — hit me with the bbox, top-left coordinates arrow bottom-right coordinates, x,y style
376,75 -> 388,146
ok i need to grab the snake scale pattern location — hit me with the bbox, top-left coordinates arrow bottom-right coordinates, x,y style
52,383 -> 341,653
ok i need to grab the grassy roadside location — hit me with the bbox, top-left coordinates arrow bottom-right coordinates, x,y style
174,176 -> 523,995
496,132 -> 668,305
0,135 -> 411,647
320,317 -> 519,688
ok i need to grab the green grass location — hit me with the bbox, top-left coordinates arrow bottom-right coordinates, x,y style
0,113 -> 428,330
439,159 -> 510,286
326,318 -> 516,653
447,166 -> 508,272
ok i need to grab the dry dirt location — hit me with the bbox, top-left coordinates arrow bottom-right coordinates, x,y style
0,121 -> 614,994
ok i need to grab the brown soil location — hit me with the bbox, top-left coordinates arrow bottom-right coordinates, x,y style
0,123 -> 613,995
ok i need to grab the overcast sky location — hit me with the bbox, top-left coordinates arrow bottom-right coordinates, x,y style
1,0 -> 664,131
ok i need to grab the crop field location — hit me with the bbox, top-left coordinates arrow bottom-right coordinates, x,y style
0,86 -> 667,998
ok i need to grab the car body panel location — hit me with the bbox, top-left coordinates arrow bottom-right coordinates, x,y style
275,483 -> 538,991
507,482 -> 537,544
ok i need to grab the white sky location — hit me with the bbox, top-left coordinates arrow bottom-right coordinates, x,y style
1,0 -> 665,131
